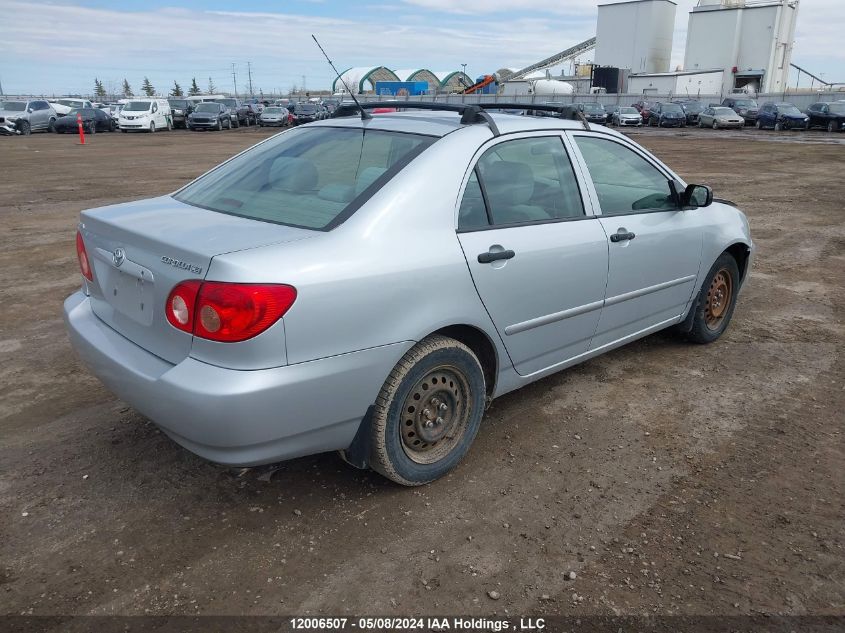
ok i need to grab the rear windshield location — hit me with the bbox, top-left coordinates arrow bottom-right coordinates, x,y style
216,99 -> 237,107
829,103 -> 845,114
264,107 -> 285,113
174,127 -> 433,230
733,99 -> 757,108
169,100 -> 189,108
661,103 -> 683,113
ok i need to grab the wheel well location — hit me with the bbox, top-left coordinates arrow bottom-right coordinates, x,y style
433,325 -> 497,398
725,243 -> 751,281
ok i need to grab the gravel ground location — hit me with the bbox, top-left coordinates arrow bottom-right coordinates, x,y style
0,125 -> 842,620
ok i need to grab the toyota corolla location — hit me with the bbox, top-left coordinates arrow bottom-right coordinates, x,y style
64,103 -> 754,486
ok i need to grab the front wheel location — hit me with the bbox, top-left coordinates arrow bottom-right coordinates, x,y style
48,117 -> 56,132
149,122 -> 156,133
369,335 -> 486,486
18,120 -> 31,136
712,120 -> 719,130
774,121 -> 783,132
686,253 -> 741,344
828,121 -> 837,133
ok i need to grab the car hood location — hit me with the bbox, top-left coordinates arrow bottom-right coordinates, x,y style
0,108 -> 26,118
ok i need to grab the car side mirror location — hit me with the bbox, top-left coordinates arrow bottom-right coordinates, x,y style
682,184 -> 713,208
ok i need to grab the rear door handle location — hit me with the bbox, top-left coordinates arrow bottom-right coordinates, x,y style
478,249 -> 515,264
610,231 -> 636,243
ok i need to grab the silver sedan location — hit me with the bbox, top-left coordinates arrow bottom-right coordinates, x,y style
699,107 -> 745,129
64,106 -> 754,485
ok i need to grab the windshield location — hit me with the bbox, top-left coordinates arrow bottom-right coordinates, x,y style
619,107 -> 638,114
264,107 -> 284,113
216,99 -> 237,107
169,100 -> 188,108
582,103 -> 604,113
295,104 -> 317,114
68,108 -> 95,116
174,127 -> 433,230
123,101 -> 151,111
733,99 -> 757,108
679,101 -> 704,113
58,99 -> 84,107
714,108 -> 736,116
829,103 -> 845,114
195,103 -> 219,113
1,102 -> 27,111
662,104 -> 683,113
777,104 -> 802,115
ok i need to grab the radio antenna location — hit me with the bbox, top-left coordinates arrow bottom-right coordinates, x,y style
311,34 -> 371,120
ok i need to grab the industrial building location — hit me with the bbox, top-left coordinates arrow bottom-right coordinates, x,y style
332,67 -> 472,94
594,0 -> 677,74
683,0 -> 800,95
626,68 -> 725,96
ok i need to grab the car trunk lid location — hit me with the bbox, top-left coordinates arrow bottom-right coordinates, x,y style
80,195 -> 315,364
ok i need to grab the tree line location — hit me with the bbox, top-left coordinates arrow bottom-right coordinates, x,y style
94,76 -> 219,99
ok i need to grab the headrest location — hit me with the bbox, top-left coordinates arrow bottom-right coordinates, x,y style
484,161 -> 534,205
268,156 -> 318,193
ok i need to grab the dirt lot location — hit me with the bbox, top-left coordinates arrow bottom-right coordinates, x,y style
1,126 -> 843,621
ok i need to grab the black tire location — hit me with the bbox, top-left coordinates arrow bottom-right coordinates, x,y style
121,129 -> 127,133
712,120 -> 719,130
774,121 -> 783,132
828,121 -> 837,133
233,118 -> 240,129
755,120 -> 762,130
686,253 -> 741,344
18,120 -> 31,136
88,122 -> 96,134
48,117 -> 56,132
369,335 -> 486,486
149,122 -> 156,133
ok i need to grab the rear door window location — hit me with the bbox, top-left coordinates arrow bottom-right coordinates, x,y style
175,127 -> 433,230
467,136 -> 583,227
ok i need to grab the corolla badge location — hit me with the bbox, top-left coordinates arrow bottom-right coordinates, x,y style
160,255 -> 203,275
112,247 -> 126,268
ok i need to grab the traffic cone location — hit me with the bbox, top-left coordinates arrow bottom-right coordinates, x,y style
77,113 -> 85,145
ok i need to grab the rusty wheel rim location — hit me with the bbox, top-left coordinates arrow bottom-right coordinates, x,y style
400,365 -> 471,465
705,269 -> 733,330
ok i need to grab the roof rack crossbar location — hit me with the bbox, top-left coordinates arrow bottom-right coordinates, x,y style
333,101 -> 590,134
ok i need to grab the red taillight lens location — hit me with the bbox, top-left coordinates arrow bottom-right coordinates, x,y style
165,280 -> 202,333
76,231 -> 93,281
165,281 -> 296,343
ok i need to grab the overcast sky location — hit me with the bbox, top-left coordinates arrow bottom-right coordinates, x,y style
0,0 -> 841,96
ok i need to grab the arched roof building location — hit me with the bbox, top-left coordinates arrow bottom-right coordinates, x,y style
332,66 -> 473,94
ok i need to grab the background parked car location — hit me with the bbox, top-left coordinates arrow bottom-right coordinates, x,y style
290,102 -> 319,125
757,102 -> 809,131
53,107 -> 115,133
631,100 -> 656,123
167,98 -> 194,129
699,106 -> 745,129
50,98 -> 93,117
187,102 -> 231,131
0,99 -> 57,135
672,100 -> 705,125
648,102 -> 686,127
580,102 -> 607,125
258,106 -> 291,127
106,103 -> 124,124
214,98 -> 250,127
243,103 -> 261,125
119,98 -> 172,133
805,102 -> 845,133
721,96 -> 759,126
611,106 -> 642,127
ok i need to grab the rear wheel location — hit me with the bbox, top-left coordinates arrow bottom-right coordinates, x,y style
48,117 -> 56,132
828,121 -> 837,133
774,121 -> 783,131
686,253 -> 740,344
755,120 -> 762,130
369,335 -> 486,486
88,121 -> 96,134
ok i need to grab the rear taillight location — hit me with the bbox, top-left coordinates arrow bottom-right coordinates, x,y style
76,230 -> 93,281
165,281 -> 296,342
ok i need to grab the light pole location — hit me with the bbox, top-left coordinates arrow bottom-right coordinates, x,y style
461,63 -> 467,79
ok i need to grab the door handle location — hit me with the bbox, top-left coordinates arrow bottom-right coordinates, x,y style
478,249 -> 515,264
610,231 -> 636,243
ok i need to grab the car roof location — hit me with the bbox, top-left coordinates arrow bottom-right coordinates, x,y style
309,110 -> 627,139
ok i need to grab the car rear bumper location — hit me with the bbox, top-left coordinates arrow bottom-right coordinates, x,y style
64,291 -> 411,466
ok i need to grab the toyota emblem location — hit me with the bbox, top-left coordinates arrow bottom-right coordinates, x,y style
112,247 -> 125,268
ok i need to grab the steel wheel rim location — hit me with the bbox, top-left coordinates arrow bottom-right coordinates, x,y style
705,269 -> 733,330
400,365 -> 472,464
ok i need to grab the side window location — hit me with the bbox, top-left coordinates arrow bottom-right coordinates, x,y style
458,170 -> 489,231
575,136 -> 676,214
152,102 -> 158,113
475,137 -> 583,226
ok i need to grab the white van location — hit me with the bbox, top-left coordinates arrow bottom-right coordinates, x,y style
118,98 -> 172,132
